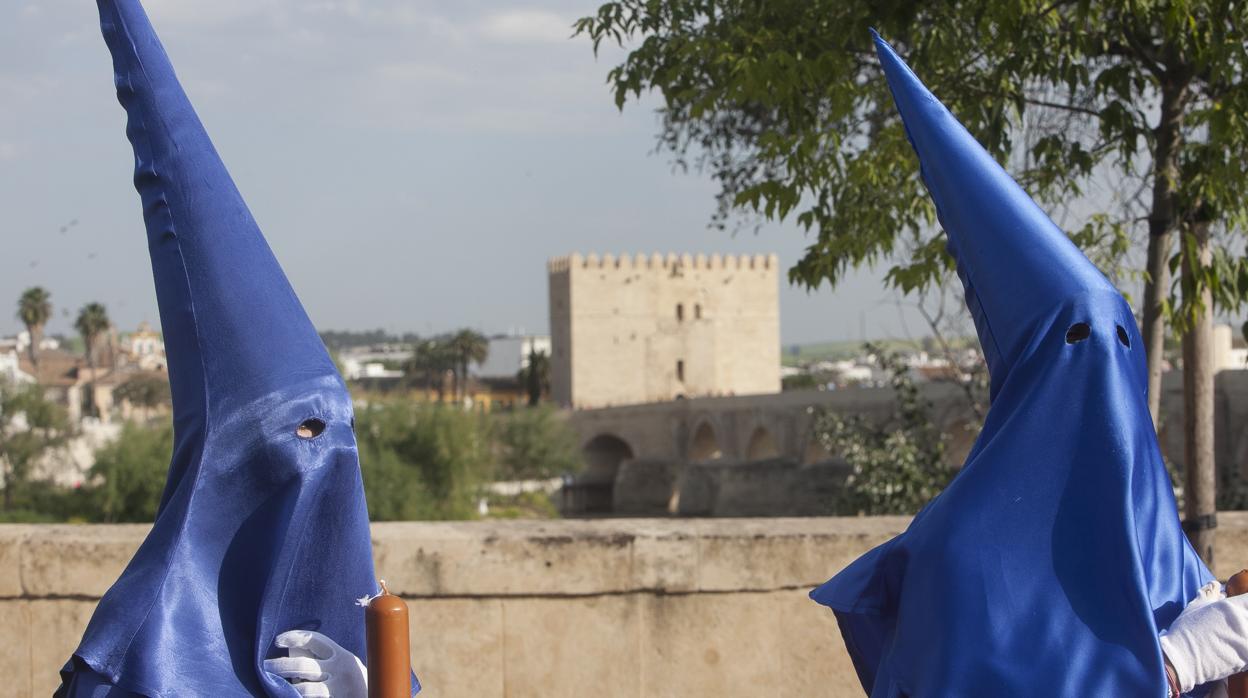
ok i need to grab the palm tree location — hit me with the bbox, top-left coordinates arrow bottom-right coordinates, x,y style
16,287 -> 51,370
449,329 -> 489,403
405,338 -> 456,403
75,303 -> 110,418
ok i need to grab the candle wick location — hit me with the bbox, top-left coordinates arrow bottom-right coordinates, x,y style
379,579 -> 389,596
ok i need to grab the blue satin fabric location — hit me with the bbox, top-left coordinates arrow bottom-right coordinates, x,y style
56,2 -> 419,695
811,34 -> 1214,697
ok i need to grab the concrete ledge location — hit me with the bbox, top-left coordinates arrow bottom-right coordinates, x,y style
8,515 -> 1248,697
9,514 -> 1248,599
0,518 -> 910,599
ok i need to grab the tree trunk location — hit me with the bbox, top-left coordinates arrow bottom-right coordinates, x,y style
1181,223 -> 1217,567
1142,83 -> 1187,430
459,358 -> 468,404
1141,230 -> 1172,426
27,324 -> 42,370
84,337 -> 97,419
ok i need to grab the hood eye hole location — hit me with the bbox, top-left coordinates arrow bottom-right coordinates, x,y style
296,418 -> 326,439
1065,323 -> 1091,344
1116,325 -> 1131,348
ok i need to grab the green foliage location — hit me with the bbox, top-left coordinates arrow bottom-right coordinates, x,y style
576,0 -> 1248,316
404,338 -> 458,398
517,348 -> 551,406
88,421 -> 172,522
491,405 -> 580,480
0,479 -> 100,523
17,287 -> 52,365
484,490 -> 560,519
17,287 -> 52,329
781,373 -> 817,391
6,397 -> 577,523
319,329 -> 422,352
0,381 -> 70,510
74,302 -> 110,362
811,346 -> 961,515
448,329 -> 489,401
113,374 -> 172,414
354,402 -> 491,520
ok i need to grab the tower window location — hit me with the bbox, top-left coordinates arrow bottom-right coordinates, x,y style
676,359 -> 685,382
694,304 -> 702,319
676,303 -> 684,321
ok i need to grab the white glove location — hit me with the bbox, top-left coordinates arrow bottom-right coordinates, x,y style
1160,583 -> 1248,693
265,630 -> 368,698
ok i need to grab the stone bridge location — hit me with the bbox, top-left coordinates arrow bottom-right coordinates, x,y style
565,371 -> 1248,515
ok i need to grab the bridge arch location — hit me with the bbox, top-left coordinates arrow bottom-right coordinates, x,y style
802,436 -> 833,465
745,425 -> 779,461
582,433 -> 635,481
689,421 -> 722,462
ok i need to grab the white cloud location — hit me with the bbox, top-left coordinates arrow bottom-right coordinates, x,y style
0,142 -> 19,161
478,9 -> 572,44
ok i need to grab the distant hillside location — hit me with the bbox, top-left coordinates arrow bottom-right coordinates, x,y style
782,336 -> 977,366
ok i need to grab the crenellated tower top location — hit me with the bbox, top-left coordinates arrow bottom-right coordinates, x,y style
547,252 -> 778,273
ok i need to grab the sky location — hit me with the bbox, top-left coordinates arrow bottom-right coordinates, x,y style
0,0 -> 932,346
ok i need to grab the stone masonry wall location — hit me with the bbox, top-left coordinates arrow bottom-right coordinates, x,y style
8,516 -> 1248,697
548,253 -> 781,409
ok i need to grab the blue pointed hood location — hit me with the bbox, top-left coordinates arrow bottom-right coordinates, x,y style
57,2 -> 415,695
98,0 -> 340,505
810,34 -> 1211,696
872,30 -> 1134,400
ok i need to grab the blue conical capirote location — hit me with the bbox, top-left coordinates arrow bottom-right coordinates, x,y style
57,2 -> 401,695
809,34 -> 1211,697
872,31 -> 1123,398
98,0 -> 339,504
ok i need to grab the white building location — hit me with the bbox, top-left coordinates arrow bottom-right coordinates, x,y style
0,349 -> 34,385
340,358 -> 404,380
475,335 -> 551,379
120,321 -> 166,371
1215,324 -> 1248,372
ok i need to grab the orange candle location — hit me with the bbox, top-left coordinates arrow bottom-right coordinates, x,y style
366,580 -> 411,698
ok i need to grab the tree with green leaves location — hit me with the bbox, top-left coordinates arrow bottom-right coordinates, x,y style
812,346 -> 956,515
17,287 -> 52,370
75,303 -> 111,419
74,303 -> 110,369
492,405 -> 580,479
405,338 -> 457,402
354,401 -> 491,519
518,347 -> 551,406
88,421 -> 172,522
0,380 -> 70,511
113,373 -> 171,422
449,329 -> 489,404
577,0 -> 1248,564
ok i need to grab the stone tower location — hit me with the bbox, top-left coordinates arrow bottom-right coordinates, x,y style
548,252 -> 781,409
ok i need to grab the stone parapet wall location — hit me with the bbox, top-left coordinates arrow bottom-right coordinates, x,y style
6,515 -> 1248,696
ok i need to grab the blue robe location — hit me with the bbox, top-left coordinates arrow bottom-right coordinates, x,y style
57,2 -> 418,695
811,33 -> 1213,697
